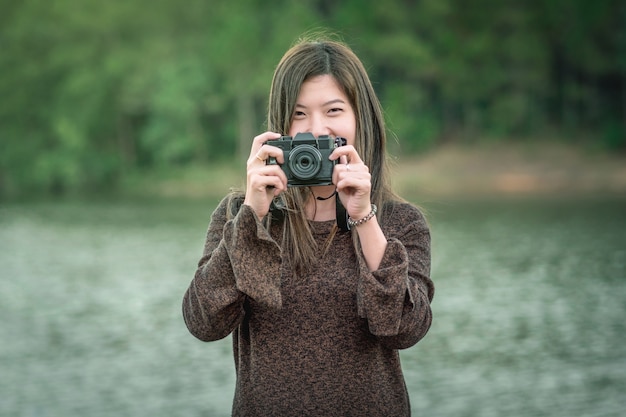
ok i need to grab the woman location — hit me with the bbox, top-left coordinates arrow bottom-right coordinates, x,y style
183,36 -> 434,416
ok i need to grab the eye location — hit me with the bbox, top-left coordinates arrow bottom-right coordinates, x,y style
293,110 -> 306,118
328,107 -> 343,115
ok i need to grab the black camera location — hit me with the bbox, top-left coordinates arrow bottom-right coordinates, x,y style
266,132 -> 347,187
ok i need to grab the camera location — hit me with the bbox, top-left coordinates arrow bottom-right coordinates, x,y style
266,132 -> 347,187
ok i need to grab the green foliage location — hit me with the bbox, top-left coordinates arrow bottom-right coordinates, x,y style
0,0 -> 624,197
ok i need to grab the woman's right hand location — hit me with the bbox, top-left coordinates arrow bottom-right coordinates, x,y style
243,132 -> 288,219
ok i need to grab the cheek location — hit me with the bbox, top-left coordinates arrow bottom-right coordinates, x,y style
345,122 -> 357,146
287,125 -> 299,137
288,119 -> 307,136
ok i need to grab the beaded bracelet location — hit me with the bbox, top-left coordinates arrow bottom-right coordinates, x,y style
347,204 -> 377,228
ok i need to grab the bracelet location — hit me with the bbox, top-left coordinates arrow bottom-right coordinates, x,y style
347,204 -> 377,228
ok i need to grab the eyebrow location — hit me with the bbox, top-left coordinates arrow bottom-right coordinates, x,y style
295,99 -> 346,109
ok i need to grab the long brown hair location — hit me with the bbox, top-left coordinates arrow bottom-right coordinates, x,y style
232,35 -> 400,274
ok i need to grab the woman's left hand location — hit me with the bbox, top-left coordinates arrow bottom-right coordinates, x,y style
330,145 -> 372,221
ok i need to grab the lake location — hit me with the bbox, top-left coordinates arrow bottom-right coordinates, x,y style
1,196 -> 625,416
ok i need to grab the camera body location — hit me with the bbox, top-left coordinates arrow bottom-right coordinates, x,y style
266,132 -> 347,187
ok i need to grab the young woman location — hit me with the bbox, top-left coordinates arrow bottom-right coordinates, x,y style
183,36 -> 434,416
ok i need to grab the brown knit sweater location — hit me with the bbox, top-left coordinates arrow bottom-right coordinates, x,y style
183,197 -> 434,417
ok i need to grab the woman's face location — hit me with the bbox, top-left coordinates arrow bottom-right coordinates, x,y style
288,75 -> 356,146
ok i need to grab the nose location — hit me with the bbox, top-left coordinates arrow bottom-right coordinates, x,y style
307,114 -> 331,137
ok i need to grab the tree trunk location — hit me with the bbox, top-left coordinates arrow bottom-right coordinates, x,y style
117,114 -> 136,171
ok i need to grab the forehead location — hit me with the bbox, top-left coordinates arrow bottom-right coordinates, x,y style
297,75 -> 348,101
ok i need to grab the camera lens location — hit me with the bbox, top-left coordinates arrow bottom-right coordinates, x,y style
288,145 -> 322,180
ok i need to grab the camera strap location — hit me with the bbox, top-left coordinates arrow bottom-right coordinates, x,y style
265,189 -> 347,233
335,193 -> 351,232
314,189 -> 349,232
315,190 -> 337,201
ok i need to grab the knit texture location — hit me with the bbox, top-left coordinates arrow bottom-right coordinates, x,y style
183,197 -> 434,416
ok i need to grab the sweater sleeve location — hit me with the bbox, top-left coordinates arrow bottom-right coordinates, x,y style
182,197 -> 283,342
356,203 -> 434,349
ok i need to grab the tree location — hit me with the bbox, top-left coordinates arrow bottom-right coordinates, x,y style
1,0 -> 623,198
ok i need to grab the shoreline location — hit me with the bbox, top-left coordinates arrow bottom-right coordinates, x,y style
122,142 -> 626,201
394,143 -> 626,200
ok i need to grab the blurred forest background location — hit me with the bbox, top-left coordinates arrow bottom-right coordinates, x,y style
1,0 -> 625,199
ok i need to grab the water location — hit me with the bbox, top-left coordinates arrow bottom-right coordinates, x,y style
1,196 -> 625,417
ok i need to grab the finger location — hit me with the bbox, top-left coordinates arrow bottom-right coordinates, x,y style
249,132 -> 282,159
330,145 -> 362,165
248,176 -> 286,204
255,164 -> 289,189
332,155 -> 351,185
335,169 -> 371,194
263,176 -> 287,193
253,144 -> 286,165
